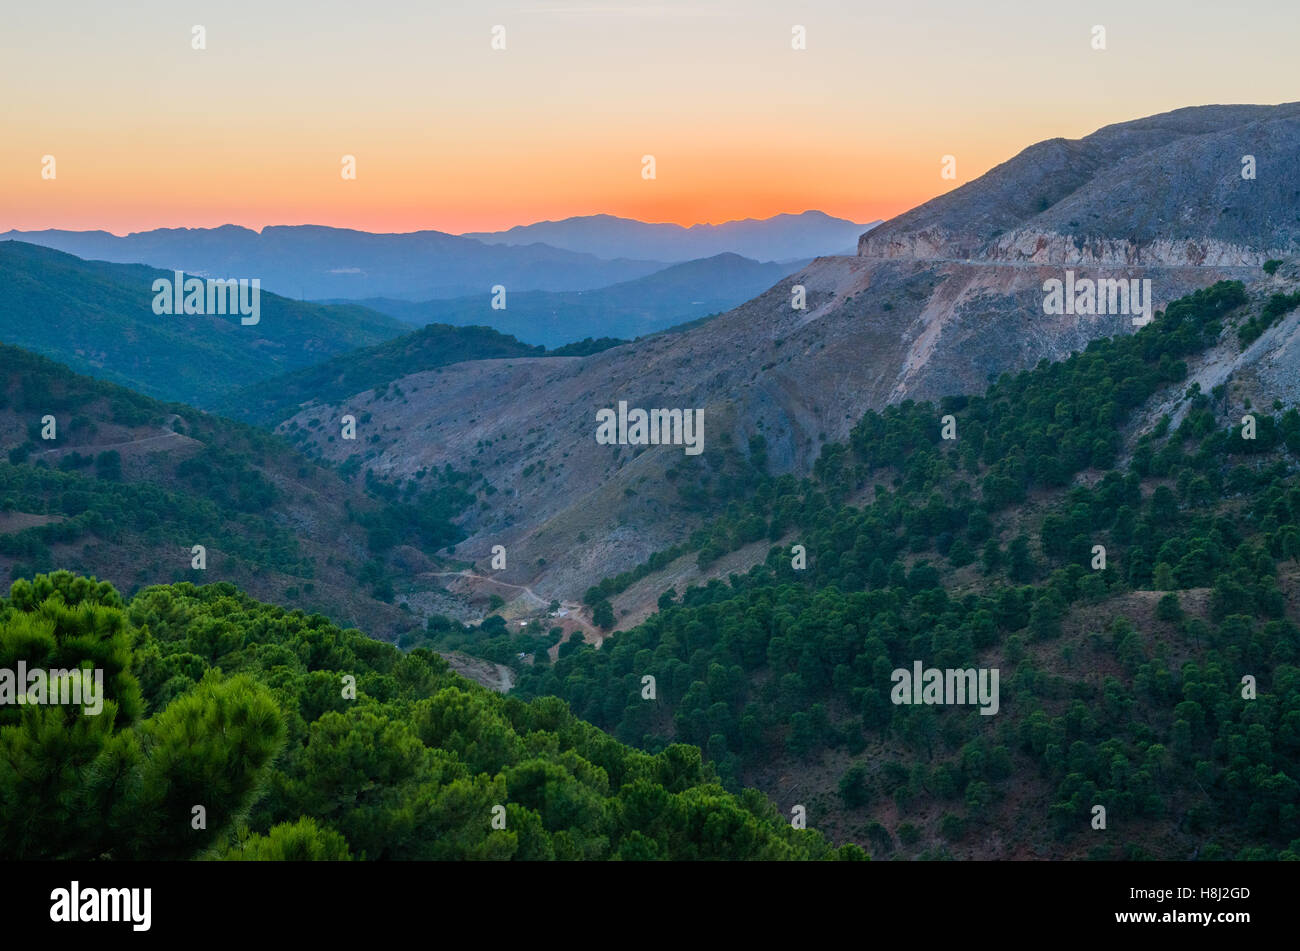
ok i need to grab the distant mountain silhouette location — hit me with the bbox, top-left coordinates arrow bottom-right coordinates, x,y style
465,210 -> 879,263
2,214 -> 872,322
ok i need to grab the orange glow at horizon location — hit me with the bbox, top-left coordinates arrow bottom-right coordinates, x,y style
3,1 -> 1297,237
0,128 -> 952,235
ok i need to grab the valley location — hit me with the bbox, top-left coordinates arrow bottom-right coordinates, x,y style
5,99 -> 1300,866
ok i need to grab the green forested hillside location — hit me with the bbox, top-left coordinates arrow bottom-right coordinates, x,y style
0,343 -> 477,639
218,321 -> 626,427
501,280 -> 1300,859
0,571 -> 861,861
0,240 -> 408,407
10,253 -> 1299,861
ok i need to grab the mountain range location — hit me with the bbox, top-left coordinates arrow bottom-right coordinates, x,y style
2,211 -> 871,304
0,224 -> 661,302
274,103 -> 1300,606
5,102 -> 1300,862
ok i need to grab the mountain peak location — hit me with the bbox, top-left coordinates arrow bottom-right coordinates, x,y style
861,102 -> 1300,265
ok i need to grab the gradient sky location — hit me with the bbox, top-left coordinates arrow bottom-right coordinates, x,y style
3,0 -> 1298,235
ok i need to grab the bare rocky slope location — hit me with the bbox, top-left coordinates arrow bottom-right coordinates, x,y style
281,103 -> 1300,610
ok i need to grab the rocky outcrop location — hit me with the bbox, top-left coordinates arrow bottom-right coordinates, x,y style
861,102 -> 1300,263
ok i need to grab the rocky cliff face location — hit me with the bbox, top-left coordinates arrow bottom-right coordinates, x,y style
991,233 -> 1270,267
284,103 -> 1300,606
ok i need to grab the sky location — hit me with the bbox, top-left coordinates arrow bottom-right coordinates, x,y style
2,0 -> 1298,235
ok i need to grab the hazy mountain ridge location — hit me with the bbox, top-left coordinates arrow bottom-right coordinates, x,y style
0,225 -> 666,301
2,211 -> 871,305
353,253 -> 804,346
465,210 -> 879,262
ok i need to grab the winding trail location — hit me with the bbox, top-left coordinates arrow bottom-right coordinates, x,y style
37,415 -> 193,457
420,569 -> 603,644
